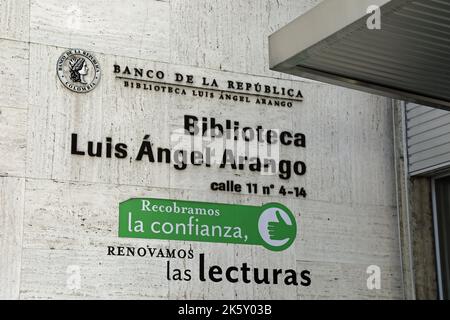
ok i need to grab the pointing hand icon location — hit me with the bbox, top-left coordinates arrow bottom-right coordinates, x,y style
267,211 -> 294,241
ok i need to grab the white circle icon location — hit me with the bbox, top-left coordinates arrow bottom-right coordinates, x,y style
258,207 -> 293,248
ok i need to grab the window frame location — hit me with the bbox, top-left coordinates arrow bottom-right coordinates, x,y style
432,172 -> 450,300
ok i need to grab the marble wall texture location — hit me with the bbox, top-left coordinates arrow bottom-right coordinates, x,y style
0,0 -> 404,299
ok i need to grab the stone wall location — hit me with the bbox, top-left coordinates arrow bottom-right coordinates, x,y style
0,0 -> 403,299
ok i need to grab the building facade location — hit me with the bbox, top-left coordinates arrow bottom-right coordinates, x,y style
0,0 -> 418,299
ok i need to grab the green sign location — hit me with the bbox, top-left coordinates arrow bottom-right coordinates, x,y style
119,198 -> 297,251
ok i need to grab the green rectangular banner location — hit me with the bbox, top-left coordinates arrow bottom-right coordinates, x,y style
119,198 -> 297,251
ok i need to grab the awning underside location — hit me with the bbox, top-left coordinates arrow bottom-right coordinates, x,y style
269,0 -> 450,110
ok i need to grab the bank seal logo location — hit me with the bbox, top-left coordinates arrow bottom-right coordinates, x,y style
57,49 -> 101,93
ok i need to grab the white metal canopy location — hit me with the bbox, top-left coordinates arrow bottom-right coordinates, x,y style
269,0 -> 450,110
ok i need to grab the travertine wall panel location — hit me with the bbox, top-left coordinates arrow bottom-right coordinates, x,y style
169,0 -> 324,78
0,177 -> 25,299
0,39 -> 29,109
0,107 -> 27,177
297,261 -> 403,300
30,0 -> 170,63
0,0 -> 403,300
0,0 -> 29,42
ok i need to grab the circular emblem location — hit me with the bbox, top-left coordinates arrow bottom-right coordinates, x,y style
258,203 -> 297,251
56,49 -> 101,93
